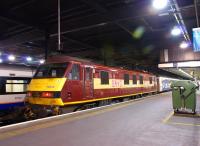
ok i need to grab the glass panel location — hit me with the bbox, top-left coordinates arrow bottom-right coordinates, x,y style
133,75 -> 137,84
139,76 -> 143,84
34,63 -> 68,78
85,67 -> 91,80
124,74 -> 129,85
6,80 -> 26,83
6,84 -> 27,93
149,77 -> 153,84
0,78 -> 6,94
69,64 -> 80,80
100,71 -> 109,84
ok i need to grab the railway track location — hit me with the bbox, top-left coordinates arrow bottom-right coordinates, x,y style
0,92 -> 157,127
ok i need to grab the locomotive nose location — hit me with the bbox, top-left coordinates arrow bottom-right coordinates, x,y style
26,78 -> 66,106
28,78 -> 67,92
27,91 -> 61,98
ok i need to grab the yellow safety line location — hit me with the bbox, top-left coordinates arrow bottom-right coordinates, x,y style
162,111 -> 174,123
163,111 -> 200,127
167,122 -> 200,127
174,113 -> 200,118
0,94 -> 160,140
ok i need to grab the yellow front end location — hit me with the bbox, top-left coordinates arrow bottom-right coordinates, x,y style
27,78 -> 67,106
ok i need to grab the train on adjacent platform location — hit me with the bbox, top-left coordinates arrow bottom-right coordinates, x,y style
25,56 -> 177,117
0,65 -> 34,121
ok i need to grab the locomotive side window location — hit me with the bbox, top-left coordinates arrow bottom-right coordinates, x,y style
139,75 -> 143,84
85,67 -> 92,80
100,71 -> 109,84
133,75 -> 137,84
149,77 -> 153,84
124,74 -> 129,85
69,64 -> 80,80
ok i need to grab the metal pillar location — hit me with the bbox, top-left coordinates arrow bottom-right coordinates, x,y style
194,0 -> 199,27
45,30 -> 49,59
58,0 -> 61,51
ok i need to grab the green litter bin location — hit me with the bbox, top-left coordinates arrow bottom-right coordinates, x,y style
171,80 -> 199,113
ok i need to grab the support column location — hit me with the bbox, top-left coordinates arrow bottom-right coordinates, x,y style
45,30 -> 50,59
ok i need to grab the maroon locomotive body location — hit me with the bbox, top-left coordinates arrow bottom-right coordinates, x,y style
27,56 -> 158,111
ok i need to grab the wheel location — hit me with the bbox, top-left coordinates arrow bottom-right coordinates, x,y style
174,108 -> 179,114
73,105 -> 87,112
52,107 -> 63,115
24,106 -> 36,120
192,109 -> 196,114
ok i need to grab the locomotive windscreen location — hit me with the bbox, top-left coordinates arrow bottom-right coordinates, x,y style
34,63 -> 68,78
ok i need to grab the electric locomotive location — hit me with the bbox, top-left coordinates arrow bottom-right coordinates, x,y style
26,56 -> 158,117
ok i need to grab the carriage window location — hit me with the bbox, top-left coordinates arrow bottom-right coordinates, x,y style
124,74 -> 129,85
0,78 -> 6,94
69,64 -> 80,80
149,77 -> 153,84
6,79 -> 29,93
133,75 -> 137,84
100,71 -> 109,84
34,63 -> 68,78
139,75 -> 143,84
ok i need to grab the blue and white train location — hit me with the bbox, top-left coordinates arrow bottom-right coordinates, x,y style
0,65 -> 34,120
158,76 -> 178,92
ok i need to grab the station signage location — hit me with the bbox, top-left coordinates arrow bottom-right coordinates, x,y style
193,27 -> 200,52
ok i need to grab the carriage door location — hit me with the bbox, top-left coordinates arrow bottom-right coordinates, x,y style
84,67 -> 93,98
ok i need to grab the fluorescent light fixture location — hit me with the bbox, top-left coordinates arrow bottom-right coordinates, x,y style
158,12 -> 169,16
26,56 -> 32,62
0,59 -> 2,63
179,42 -> 188,49
0,52 -> 2,56
159,61 -> 200,68
178,61 -> 200,67
8,55 -> 15,61
158,63 -> 173,68
171,27 -> 181,36
152,0 -> 168,10
39,59 -> 45,64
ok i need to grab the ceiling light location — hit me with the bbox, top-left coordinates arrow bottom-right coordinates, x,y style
8,55 -> 15,61
171,27 -> 181,36
26,56 -> 32,62
39,59 -> 45,64
152,0 -> 168,10
158,12 -> 169,16
180,42 -> 188,49
0,59 -> 2,63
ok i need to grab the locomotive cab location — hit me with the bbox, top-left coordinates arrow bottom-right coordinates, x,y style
27,60 -> 94,107
27,62 -> 69,106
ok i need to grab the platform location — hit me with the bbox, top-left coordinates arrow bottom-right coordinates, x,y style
0,92 -> 200,146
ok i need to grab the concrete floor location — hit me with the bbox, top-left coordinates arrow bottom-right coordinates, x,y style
0,92 -> 200,146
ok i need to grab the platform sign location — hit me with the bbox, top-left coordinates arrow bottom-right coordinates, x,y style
193,27 -> 200,52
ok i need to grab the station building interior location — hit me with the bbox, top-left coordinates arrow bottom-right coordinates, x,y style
0,0 -> 200,146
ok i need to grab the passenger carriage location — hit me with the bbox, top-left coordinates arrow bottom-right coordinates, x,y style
0,65 -> 34,120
